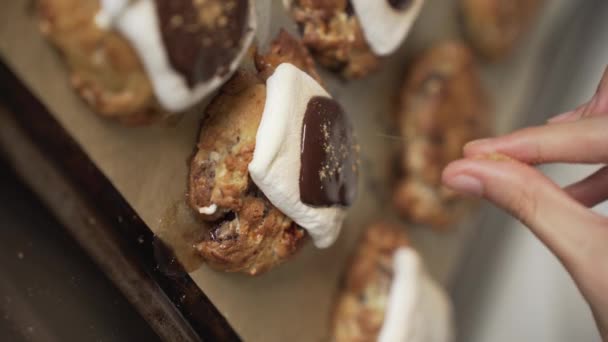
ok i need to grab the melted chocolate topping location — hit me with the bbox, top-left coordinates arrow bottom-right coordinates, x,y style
155,0 -> 249,87
387,0 -> 413,11
300,97 -> 358,207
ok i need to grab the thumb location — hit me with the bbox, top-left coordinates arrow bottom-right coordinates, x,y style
442,156 -> 607,271
443,156 -> 608,341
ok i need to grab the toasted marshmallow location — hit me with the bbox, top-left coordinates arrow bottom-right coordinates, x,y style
249,63 -> 358,248
351,0 -> 426,56
379,248 -> 453,342
95,0 -> 256,113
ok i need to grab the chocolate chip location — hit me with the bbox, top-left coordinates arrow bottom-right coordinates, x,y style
209,211 -> 238,241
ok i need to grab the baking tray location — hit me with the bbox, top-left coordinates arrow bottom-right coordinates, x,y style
0,65 -> 238,341
0,0 -> 585,341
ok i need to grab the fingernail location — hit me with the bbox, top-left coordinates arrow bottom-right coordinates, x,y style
445,175 -> 484,197
463,139 -> 494,158
547,111 -> 577,124
474,153 -> 515,162
465,138 -> 492,149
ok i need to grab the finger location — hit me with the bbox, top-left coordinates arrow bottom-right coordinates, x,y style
464,116 -> 608,164
548,66 -> 608,124
565,166 -> 608,208
546,107 -> 585,125
579,66 -> 608,117
442,157 -> 608,268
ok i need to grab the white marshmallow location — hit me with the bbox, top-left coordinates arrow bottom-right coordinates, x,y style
351,0 -> 426,56
379,248 -> 453,342
95,0 -> 256,113
248,63 -> 349,249
95,0 -> 130,28
197,204 -> 218,215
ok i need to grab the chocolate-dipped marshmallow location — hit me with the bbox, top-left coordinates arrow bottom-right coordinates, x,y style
95,0 -> 256,112
351,0 -> 426,56
249,63 -> 359,248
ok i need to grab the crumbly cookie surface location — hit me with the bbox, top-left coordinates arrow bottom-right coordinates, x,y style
38,0 -> 161,125
255,29 -> 322,83
188,32 -> 319,275
289,0 -> 379,79
460,0 -> 545,61
330,222 -> 409,342
393,41 -> 490,229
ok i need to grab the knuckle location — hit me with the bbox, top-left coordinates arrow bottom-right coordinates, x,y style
533,140 -> 545,163
515,128 -> 547,163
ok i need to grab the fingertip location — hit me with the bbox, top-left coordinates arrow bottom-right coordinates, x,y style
442,158 -> 476,181
443,157 -> 529,194
442,159 -> 491,197
463,138 -> 494,158
442,156 -> 507,180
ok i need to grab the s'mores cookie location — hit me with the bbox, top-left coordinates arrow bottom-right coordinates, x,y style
285,0 -> 426,79
393,41 -> 490,229
188,31 -> 359,275
39,0 -> 255,124
331,222 -> 453,342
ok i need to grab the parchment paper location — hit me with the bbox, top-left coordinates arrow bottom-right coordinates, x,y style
0,1 -> 579,340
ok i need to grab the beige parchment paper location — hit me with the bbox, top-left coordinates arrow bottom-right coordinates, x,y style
0,0 -> 579,340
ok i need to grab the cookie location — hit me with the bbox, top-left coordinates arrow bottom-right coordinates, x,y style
393,41 -> 490,229
39,0 -> 255,124
460,0 -> 545,61
286,0 -> 425,79
330,222 -> 452,342
188,71 -> 305,275
188,31 -> 359,275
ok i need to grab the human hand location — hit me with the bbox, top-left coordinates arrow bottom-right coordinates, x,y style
442,67 -> 608,341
